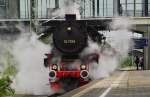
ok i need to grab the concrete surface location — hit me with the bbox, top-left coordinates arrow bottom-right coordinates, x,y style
59,70 -> 150,97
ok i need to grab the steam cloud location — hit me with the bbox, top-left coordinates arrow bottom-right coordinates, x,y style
52,0 -> 81,19
0,40 -> 11,72
86,17 -> 133,79
0,24 -> 54,95
11,33 -> 54,95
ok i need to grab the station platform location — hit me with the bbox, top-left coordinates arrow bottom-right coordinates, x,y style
60,70 -> 150,97
14,70 -> 150,97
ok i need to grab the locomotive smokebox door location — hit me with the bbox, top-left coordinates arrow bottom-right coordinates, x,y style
53,14 -> 87,54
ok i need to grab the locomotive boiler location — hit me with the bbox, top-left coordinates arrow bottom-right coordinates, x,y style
41,14 -> 110,92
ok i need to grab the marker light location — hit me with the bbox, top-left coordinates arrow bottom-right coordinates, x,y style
80,64 -> 86,70
52,64 -> 58,70
67,27 -> 72,31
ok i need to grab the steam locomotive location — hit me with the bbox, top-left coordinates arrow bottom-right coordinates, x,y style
41,14 -> 111,92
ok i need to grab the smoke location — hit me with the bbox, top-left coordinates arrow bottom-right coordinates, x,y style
0,40 -> 10,72
84,17 -> 133,79
51,0 -> 81,19
10,32 -> 54,95
0,23 -> 54,95
0,24 -> 17,73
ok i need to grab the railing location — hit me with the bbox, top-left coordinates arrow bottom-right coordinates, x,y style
0,17 -> 150,22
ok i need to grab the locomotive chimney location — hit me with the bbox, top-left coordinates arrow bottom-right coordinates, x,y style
65,14 -> 76,21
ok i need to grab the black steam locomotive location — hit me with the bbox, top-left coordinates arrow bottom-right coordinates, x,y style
41,14 -> 110,92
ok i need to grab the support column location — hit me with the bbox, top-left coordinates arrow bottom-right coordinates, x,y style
133,0 -> 136,16
30,0 -> 36,32
144,31 -> 148,70
92,0 -> 95,17
143,25 -> 150,70
55,0 -> 59,8
97,0 -> 99,16
143,0 -> 148,16
148,25 -> 150,69
113,0 -> 120,16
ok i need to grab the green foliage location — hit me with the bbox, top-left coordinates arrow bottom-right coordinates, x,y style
2,65 -> 17,78
2,51 -> 18,77
121,56 -> 133,68
0,76 -> 15,97
0,50 -> 17,97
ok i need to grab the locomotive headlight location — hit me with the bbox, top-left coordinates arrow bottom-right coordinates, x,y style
80,70 -> 89,79
49,70 -> 56,80
67,27 -> 72,31
80,64 -> 86,70
52,64 -> 58,70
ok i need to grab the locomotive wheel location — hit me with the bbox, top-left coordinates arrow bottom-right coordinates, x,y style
59,78 -> 79,92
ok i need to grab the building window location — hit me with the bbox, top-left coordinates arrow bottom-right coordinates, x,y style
0,0 -> 8,18
81,0 -> 113,18
120,0 -> 144,16
20,0 -> 57,19
135,4 -> 142,16
20,0 -> 30,18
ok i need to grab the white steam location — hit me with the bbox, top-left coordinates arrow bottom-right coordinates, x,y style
11,33 -> 54,95
0,24 -> 54,95
84,17 -> 133,79
0,24 -> 17,74
52,0 -> 81,19
0,23 -> 53,94
0,40 -> 11,72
